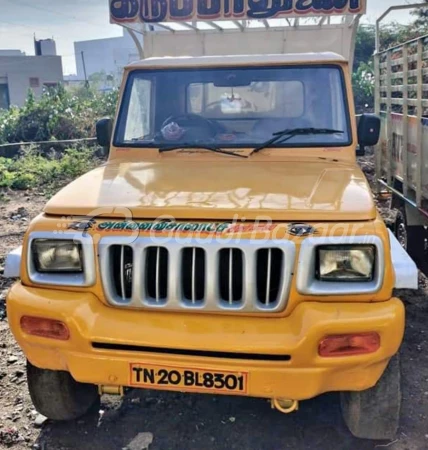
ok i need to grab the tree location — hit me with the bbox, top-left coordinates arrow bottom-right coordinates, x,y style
353,25 -> 375,72
353,62 -> 375,113
411,0 -> 428,28
352,19 -> 428,112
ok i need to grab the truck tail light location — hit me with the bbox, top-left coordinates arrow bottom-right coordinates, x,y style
318,332 -> 380,357
20,316 -> 70,341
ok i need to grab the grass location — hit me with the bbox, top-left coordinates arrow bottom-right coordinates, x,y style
0,146 -> 102,196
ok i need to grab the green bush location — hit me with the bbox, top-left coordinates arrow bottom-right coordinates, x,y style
0,85 -> 119,145
353,62 -> 375,114
0,146 -> 100,192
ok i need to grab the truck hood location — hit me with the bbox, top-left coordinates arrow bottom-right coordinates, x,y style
44,160 -> 376,221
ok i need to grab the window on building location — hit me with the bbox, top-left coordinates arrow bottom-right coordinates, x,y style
29,77 -> 40,88
43,82 -> 59,93
0,84 -> 10,110
43,82 -> 58,88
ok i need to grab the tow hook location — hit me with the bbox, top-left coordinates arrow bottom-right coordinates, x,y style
98,385 -> 124,396
271,398 -> 299,414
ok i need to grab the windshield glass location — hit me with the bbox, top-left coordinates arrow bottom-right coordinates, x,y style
115,65 -> 351,148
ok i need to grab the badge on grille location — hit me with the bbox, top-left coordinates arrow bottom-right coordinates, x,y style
68,218 -> 96,232
288,223 -> 317,237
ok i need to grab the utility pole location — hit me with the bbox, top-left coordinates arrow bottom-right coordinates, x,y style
81,51 -> 89,88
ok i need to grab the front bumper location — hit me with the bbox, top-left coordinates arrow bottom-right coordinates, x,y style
7,282 -> 405,401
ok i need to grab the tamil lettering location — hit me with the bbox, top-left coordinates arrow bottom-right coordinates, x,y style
110,0 -> 365,23
97,221 -> 233,233
197,0 -> 222,18
110,0 -> 139,20
140,0 -> 168,22
170,0 -> 194,19
295,0 -> 361,11
247,0 -> 292,19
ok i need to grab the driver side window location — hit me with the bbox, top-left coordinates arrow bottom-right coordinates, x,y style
124,78 -> 153,141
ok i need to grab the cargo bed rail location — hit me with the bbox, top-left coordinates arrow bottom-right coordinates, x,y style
375,3 -> 428,210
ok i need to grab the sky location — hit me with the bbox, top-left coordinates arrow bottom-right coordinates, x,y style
0,0 -> 419,75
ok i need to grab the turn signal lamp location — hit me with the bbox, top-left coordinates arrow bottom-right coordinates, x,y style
319,332 -> 380,357
20,316 -> 70,341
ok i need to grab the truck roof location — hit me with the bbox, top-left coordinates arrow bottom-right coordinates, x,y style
126,52 -> 346,70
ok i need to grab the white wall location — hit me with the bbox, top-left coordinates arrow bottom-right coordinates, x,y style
0,50 -> 25,56
37,39 -> 57,56
74,31 -> 141,84
0,56 -> 63,107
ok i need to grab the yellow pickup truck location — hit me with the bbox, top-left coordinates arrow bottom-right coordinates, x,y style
4,0 -> 419,441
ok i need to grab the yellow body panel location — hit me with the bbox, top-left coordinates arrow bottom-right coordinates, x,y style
43,159 -> 376,222
7,283 -> 404,400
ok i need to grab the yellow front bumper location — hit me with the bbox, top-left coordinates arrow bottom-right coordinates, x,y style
7,282 -> 405,401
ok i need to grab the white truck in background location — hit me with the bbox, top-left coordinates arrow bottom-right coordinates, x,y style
375,3 -> 428,271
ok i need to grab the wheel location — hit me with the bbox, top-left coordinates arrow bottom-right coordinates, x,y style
27,361 -> 100,421
340,354 -> 401,440
393,207 -> 425,259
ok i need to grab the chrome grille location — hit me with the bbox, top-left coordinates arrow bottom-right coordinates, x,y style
110,245 -> 133,302
145,247 -> 168,304
100,237 -> 295,313
219,249 -> 244,305
182,248 -> 206,305
256,248 -> 284,307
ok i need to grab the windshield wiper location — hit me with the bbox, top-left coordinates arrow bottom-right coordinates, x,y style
159,144 -> 248,159
250,128 -> 345,155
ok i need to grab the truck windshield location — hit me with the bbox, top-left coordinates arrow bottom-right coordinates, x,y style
114,65 -> 351,149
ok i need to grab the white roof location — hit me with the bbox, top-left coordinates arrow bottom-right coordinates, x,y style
127,52 -> 346,69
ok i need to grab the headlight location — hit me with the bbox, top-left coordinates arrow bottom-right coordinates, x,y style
32,239 -> 83,273
317,245 -> 375,281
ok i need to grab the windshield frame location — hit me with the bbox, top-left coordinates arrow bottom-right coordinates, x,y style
113,64 -> 353,149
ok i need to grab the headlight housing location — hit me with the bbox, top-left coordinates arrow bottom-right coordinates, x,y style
317,245 -> 376,282
32,239 -> 83,273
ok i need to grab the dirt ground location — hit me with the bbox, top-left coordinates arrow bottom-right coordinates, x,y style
1,156 -> 428,450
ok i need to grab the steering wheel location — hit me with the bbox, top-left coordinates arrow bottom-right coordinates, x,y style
205,100 -> 258,113
161,114 -> 219,138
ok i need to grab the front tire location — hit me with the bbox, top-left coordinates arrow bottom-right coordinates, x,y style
394,207 -> 425,258
27,361 -> 100,421
340,354 -> 401,440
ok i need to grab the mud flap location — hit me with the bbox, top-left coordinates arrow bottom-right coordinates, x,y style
388,230 -> 418,289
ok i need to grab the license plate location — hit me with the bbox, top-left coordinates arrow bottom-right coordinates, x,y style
130,363 -> 248,394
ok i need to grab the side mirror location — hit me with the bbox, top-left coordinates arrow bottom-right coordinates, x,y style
96,118 -> 113,148
357,114 -> 381,156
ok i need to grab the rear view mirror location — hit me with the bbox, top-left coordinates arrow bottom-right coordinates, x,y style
213,73 -> 252,87
96,118 -> 113,147
357,114 -> 381,156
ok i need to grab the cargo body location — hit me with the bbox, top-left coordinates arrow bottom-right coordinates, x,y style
375,4 -> 428,271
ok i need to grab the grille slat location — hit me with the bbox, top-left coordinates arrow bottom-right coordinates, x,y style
110,245 -> 133,302
229,249 -> 233,305
219,248 -> 244,305
182,248 -> 205,304
256,248 -> 284,307
192,247 -> 196,304
120,245 -> 126,300
155,247 -> 160,303
145,247 -> 169,303
265,248 -> 272,306
100,238 -> 295,313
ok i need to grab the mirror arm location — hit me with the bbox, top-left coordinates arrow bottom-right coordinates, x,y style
356,144 -> 366,157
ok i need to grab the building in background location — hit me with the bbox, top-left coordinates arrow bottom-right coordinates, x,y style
0,39 -> 63,109
0,50 -> 25,57
74,30 -> 141,86
34,38 -> 57,57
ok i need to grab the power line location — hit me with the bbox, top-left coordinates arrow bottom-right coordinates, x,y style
6,0 -> 111,30
0,18 -> 56,38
